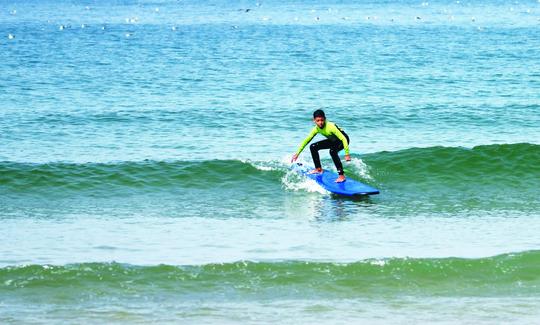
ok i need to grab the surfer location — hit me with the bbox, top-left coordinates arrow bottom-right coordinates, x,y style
291,109 -> 351,183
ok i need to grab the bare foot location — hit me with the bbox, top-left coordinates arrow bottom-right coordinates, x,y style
308,168 -> 323,174
335,175 -> 346,183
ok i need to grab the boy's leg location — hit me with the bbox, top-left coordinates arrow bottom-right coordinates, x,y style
310,139 -> 333,170
330,135 -> 349,182
329,144 -> 345,175
330,134 -> 350,175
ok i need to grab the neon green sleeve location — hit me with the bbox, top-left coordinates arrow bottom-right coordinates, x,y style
329,123 -> 349,155
296,127 -> 318,155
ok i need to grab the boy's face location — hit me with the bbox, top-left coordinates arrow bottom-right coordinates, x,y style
314,116 -> 325,128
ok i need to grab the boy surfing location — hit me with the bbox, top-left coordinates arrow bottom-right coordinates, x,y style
291,109 -> 351,183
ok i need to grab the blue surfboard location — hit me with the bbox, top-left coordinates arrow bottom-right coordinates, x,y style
292,162 -> 379,196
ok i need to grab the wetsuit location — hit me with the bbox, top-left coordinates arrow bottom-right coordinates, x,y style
296,121 -> 350,175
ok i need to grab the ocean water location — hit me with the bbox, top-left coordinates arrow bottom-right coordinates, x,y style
1,0 -> 540,323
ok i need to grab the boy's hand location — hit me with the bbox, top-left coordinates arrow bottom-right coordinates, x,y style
345,154 -> 351,162
291,153 -> 299,163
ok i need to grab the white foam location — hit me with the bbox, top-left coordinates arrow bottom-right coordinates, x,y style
252,165 -> 275,171
283,156 -> 328,194
281,170 -> 328,194
242,157 -> 328,194
241,158 -> 283,171
369,259 -> 387,266
348,158 -> 374,181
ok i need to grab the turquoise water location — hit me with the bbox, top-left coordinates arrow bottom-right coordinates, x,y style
1,0 -> 540,323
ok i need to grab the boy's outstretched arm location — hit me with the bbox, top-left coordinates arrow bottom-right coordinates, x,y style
291,127 -> 318,162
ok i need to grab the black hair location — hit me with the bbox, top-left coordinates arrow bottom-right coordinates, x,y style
313,109 -> 326,119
